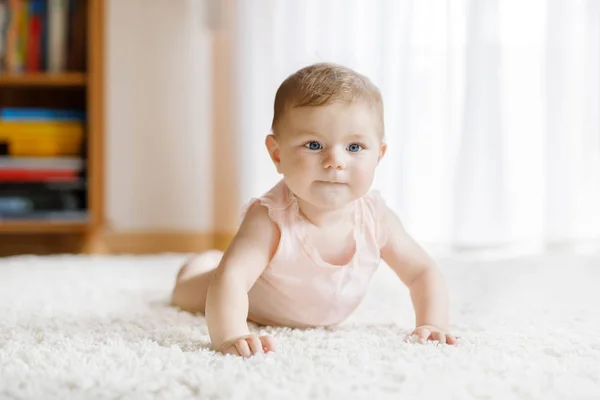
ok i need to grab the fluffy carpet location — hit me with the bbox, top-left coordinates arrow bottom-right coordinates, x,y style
0,251 -> 599,400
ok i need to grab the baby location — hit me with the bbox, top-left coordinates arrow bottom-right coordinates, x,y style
171,62 -> 457,357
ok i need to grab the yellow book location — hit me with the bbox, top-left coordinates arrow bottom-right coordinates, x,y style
0,121 -> 84,156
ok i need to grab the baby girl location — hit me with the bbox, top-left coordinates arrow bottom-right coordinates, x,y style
171,62 -> 457,357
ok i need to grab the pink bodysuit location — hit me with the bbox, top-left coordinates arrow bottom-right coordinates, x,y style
243,180 -> 389,328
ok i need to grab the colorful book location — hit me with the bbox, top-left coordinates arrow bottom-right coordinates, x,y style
0,107 -> 86,122
0,120 -> 84,157
1,0 -> 80,73
0,169 -> 80,182
26,0 -> 44,72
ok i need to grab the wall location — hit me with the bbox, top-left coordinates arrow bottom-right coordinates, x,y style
105,0 -> 214,234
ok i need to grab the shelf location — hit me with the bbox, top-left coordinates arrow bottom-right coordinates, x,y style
0,0 -> 105,253
0,220 -> 89,234
0,73 -> 87,87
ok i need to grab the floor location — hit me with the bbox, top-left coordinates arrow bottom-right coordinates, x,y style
0,251 -> 599,399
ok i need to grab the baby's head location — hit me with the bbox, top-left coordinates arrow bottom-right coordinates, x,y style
266,62 -> 387,211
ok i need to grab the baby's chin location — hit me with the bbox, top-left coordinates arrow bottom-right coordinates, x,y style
305,185 -> 361,209
285,179 -> 366,209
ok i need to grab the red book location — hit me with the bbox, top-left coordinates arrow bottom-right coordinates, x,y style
0,169 -> 78,182
26,0 -> 43,71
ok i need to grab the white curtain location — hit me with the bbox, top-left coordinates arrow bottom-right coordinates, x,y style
226,0 -> 600,253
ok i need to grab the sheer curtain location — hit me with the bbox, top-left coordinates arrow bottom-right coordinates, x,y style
225,0 -> 600,254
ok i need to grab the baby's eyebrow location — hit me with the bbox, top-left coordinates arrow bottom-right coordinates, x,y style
293,130 -> 324,140
346,133 -> 369,141
293,130 -> 371,142
295,130 -> 321,136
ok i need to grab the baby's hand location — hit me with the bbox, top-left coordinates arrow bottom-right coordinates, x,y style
218,334 -> 276,358
407,325 -> 458,346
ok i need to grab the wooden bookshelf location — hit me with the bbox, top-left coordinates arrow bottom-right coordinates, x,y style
0,0 -> 106,254
0,72 -> 87,87
0,220 -> 88,234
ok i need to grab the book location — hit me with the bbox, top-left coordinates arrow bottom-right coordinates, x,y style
0,120 -> 84,157
0,0 -> 7,71
0,210 -> 88,221
0,107 -> 86,122
66,0 -> 85,71
17,0 -> 27,70
0,156 -> 84,170
0,169 -> 80,182
5,0 -> 20,72
47,0 -> 68,72
26,0 -> 44,72
0,180 -> 86,217
1,0 -> 75,73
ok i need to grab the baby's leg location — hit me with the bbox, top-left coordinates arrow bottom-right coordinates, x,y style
170,250 -> 223,313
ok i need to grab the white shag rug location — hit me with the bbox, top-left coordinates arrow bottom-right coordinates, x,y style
1,251 -> 599,400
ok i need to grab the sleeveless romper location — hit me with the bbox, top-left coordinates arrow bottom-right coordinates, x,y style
243,179 -> 389,328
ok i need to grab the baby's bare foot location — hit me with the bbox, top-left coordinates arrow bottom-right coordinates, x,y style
177,250 -> 222,282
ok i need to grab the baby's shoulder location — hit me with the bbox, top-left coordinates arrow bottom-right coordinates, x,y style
358,190 -> 392,246
241,179 -> 295,227
232,196 -> 281,260
258,179 -> 295,210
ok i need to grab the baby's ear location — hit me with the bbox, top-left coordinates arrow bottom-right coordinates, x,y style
378,143 -> 387,163
265,134 -> 282,171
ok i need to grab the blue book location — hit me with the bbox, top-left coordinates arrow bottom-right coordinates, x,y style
0,107 -> 86,122
38,0 -> 48,70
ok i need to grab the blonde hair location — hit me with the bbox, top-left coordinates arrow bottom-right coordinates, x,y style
271,62 -> 384,136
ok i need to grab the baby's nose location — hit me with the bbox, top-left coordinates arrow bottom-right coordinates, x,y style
322,148 -> 347,170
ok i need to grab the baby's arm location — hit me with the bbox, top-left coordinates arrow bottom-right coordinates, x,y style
205,203 -> 280,356
380,207 -> 457,345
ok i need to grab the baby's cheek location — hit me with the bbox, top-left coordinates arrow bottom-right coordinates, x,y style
289,156 -> 313,172
353,162 -> 377,185
283,159 -> 312,183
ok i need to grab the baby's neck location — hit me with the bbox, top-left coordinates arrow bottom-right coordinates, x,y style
296,199 -> 354,228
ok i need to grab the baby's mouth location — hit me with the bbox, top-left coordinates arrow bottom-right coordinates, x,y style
316,180 -> 346,185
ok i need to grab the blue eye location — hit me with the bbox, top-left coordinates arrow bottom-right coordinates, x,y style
305,141 -> 322,150
347,143 -> 363,153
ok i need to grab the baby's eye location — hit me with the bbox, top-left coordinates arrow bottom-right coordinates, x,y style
305,141 -> 323,151
347,143 -> 363,153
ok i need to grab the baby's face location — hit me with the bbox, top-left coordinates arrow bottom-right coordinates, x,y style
268,101 -> 386,211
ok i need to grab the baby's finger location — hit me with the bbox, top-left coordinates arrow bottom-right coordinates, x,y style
418,328 -> 430,343
234,339 -> 252,358
221,344 -> 240,357
259,335 -> 276,352
246,336 -> 263,355
446,334 -> 458,346
431,331 -> 446,344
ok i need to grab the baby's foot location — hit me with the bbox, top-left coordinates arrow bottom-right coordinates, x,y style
177,250 -> 223,281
